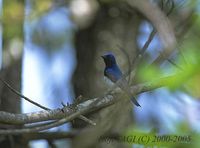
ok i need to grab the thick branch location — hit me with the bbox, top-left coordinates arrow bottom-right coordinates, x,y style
0,74 -> 177,126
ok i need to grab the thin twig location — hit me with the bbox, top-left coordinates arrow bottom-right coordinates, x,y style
0,77 -> 50,111
132,28 -> 157,67
132,0 -> 174,67
24,120 -> 58,128
167,59 -> 183,71
117,45 -> 132,83
0,78 -> 96,126
127,0 -> 176,50
61,102 -> 96,126
79,115 -> 96,126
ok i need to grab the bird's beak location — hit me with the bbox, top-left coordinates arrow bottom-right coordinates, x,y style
101,55 -> 105,59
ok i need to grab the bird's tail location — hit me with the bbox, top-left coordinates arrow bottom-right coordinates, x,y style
130,96 -> 141,107
116,79 -> 141,107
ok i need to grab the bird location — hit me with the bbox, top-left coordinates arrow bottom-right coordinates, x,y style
101,53 -> 141,107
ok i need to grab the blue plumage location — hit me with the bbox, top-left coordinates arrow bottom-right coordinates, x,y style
101,53 -> 141,107
104,65 -> 122,83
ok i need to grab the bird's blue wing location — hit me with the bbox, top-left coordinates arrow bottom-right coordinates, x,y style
104,66 -> 122,83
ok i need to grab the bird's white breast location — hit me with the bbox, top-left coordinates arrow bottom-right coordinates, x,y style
104,76 -> 115,87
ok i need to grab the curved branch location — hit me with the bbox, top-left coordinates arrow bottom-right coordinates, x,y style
127,0 -> 176,50
0,74 -> 177,126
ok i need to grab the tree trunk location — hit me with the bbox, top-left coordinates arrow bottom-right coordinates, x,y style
72,2 -> 140,148
0,0 -> 27,147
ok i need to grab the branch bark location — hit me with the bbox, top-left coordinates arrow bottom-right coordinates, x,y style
0,73 -> 178,132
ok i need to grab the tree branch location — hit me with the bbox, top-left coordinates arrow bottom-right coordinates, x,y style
0,73 -> 178,134
0,77 -> 50,111
0,77 -> 96,126
127,0 -> 176,50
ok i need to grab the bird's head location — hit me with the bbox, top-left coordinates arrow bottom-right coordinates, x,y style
101,53 -> 117,67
